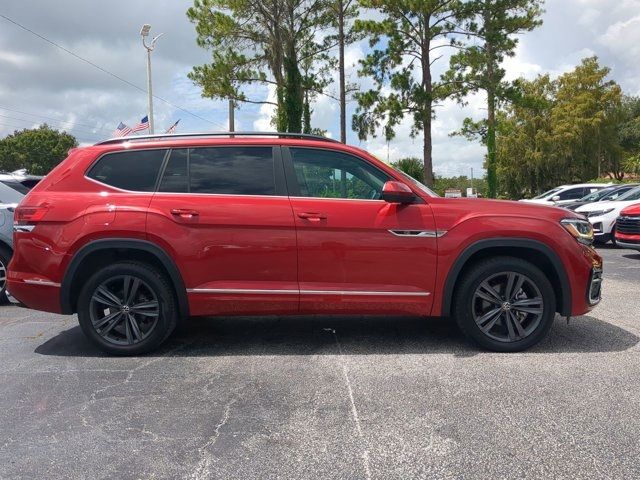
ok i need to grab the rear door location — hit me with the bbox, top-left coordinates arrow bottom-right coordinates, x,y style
284,146 -> 437,316
147,145 -> 298,316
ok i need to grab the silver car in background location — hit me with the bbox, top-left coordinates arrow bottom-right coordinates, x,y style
0,172 -> 42,303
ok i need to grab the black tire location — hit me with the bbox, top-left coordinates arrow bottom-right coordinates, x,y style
452,256 -> 556,352
77,262 -> 178,355
610,227 -> 617,247
0,244 -> 11,305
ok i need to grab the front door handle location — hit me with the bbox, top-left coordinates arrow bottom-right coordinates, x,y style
297,212 -> 327,222
171,208 -> 200,219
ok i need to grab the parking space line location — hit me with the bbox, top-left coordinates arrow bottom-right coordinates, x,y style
324,328 -> 372,480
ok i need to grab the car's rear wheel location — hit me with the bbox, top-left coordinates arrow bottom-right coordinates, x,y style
0,245 -> 11,305
77,262 -> 178,355
453,257 -> 556,352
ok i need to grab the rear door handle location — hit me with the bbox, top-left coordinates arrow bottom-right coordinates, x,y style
171,208 -> 199,219
297,212 -> 327,222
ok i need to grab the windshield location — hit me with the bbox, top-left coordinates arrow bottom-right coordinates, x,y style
392,169 -> 440,197
533,187 -> 562,199
579,187 -> 616,202
617,186 -> 640,201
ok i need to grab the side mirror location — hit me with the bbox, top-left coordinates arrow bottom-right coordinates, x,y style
551,195 -> 561,202
382,181 -> 415,204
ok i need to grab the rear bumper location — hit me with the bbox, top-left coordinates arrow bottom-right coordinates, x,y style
6,278 -> 64,314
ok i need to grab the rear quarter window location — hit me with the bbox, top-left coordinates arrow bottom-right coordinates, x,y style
87,149 -> 167,191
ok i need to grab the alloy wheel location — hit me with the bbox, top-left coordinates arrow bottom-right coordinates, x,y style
472,271 -> 545,343
89,275 -> 160,345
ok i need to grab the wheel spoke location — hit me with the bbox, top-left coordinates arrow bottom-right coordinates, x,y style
512,306 -> 543,315
127,314 -> 143,342
509,274 -> 525,301
476,282 -> 504,305
100,312 -> 124,336
504,273 -> 516,302
508,310 -> 526,338
123,276 -> 141,306
124,315 -> 133,344
93,310 -> 121,329
504,312 -> 517,341
511,297 -> 543,307
475,307 -> 502,327
130,300 -> 159,317
93,286 -> 122,308
480,311 -> 503,333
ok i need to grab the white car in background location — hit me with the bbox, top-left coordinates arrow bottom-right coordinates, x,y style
575,186 -> 640,245
520,183 -> 611,206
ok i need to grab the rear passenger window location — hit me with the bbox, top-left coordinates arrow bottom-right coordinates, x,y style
159,149 -> 188,193
189,147 -> 274,195
88,149 -> 166,191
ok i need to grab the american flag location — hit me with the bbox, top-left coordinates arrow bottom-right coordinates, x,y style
112,122 -> 132,137
130,115 -> 149,134
165,119 -> 180,134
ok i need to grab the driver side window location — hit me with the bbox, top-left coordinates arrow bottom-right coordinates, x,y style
289,148 -> 389,200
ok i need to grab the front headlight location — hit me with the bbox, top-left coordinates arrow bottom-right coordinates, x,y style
561,218 -> 594,245
585,208 -> 614,218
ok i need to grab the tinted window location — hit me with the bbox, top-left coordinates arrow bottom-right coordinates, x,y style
189,147 -> 274,195
88,149 -> 166,191
159,149 -> 188,193
290,148 -> 389,199
558,187 -> 585,200
619,187 -> 640,201
1,180 -> 30,195
603,186 -> 633,201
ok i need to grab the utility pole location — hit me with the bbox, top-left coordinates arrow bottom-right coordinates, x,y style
228,99 -> 235,132
140,24 -> 164,134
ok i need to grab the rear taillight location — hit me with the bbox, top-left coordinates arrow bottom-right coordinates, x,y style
14,206 -> 49,225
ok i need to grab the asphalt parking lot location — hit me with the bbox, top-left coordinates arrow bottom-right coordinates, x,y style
1,247 -> 640,479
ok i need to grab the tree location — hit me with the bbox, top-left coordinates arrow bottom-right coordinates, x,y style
391,157 -> 425,183
551,57 -> 622,180
353,0 -> 462,188
446,0 -> 544,197
0,125 -> 77,175
326,0 -> 362,143
494,57 -> 624,198
187,0 -> 331,132
617,95 -> 640,176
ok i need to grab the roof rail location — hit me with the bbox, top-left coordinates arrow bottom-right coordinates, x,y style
95,131 -> 340,146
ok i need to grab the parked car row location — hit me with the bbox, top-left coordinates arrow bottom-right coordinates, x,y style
522,183 -> 640,251
0,171 -> 42,303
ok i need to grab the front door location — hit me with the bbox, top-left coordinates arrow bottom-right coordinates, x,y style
284,146 -> 437,316
147,145 -> 298,316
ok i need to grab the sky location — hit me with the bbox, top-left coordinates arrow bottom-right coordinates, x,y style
0,0 -> 639,177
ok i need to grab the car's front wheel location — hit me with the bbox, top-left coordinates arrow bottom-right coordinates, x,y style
453,257 -> 556,352
77,262 -> 178,355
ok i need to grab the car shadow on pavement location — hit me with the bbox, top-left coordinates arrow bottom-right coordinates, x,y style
623,253 -> 640,260
35,314 -> 638,358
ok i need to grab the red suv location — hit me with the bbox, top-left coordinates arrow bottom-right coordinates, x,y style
7,133 -> 602,354
615,203 -> 640,251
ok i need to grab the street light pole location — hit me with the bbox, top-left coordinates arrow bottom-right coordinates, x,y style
140,24 -> 164,134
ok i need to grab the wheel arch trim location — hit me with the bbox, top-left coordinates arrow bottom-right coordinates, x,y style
60,238 -> 189,319
441,237 -> 572,317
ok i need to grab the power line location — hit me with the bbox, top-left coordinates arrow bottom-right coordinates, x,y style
0,105 -> 112,131
0,13 -> 228,130
0,119 -> 102,143
0,113 -> 107,138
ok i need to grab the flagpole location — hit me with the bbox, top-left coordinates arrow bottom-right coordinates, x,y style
140,25 -> 163,135
146,48 -> 154,134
